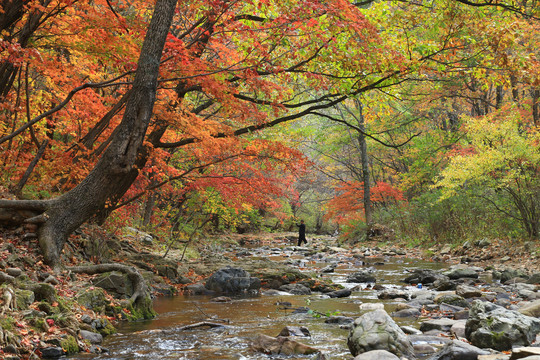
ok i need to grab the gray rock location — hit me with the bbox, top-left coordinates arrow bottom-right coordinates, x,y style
378,289 -> 410,300
347,270 -> 376,283
185,283 -> 212,295
444,268 -> 479,280
347,309 -> 415,358
41,347 -> 64,358
279,283 -> 311,295
327,289 -> 352,298
510,347 -> 540,359
401,325 -> 422,335
404,269 -> 446,285
353,350 -> 400,360
435,294 -> 469,308
433,278 -> 459,291
205,267 -> 261,294
519,299 -> 540,317
391,308 -> 421,318
277,326 -> 310,337
6,267 -> 22,277
450,320 -> 467,338
427,339 -> 489,360
79,330 -> 103,344
466,300 -> 540,351
325,316 -> 354,324
420,318 -> 458,333
456,285 -> 483,298
527,273 -> 540,284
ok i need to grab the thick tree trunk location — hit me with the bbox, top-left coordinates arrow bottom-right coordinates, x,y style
31,0 -> 178,268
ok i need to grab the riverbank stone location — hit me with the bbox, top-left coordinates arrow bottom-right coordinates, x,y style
205,267 -> 261,294
404,269 -> 446,285
353,350 -> 400,360
251,334 -> 320,355
466,300 -> 540,351
426,339 -> 490,360
347,309 -> 415,358
347,270 -> 376,283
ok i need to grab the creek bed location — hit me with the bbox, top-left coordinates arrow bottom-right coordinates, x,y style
69,251 -> 449,359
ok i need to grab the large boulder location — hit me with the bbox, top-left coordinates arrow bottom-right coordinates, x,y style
466,300 -> 540,351
347,309 -> 415,358
205,267 -> 261,294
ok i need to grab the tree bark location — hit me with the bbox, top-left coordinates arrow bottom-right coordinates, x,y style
6,0 -> 178,269
354,99 -> 372,227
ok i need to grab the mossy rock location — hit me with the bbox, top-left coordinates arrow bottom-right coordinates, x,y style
14,289 -> 35,310
0,316 -> 16,331
27,283 -> 58,303
61,335 -> 79,354
76,287 -> 109,312
92,271 -> 133,299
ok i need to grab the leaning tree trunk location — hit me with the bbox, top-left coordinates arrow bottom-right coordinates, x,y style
28,0 -> 178,268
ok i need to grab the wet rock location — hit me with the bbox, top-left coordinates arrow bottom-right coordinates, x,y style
466,300 -> 540,351
404,269 -> 446,285
251,334 -> 320,355
347,270 -> 376,283
325,316 -> 354,324
205,267 -> 261,294
426,339 -> 490,360
327,289 -> 351,298
353,349 -> 400,360
378,289 -> 409,300
79,330 -> 103,344
41,346 -> 65,358
278,326 -> 311,337
433,278 -> 459,291
279,283 -> 311,295
211,296 -> 232,302
347,309 -> 415,358
185,283 -> 212,295
420,318 -> 458,333
444,268 -> 479,280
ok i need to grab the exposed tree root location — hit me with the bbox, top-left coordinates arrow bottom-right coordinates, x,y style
67,263 -> 148,304
0,271 -> 15,284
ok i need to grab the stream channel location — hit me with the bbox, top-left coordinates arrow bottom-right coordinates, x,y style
69,245 -> 449,359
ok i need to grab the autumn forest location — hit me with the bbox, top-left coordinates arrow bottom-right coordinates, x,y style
1,0 -> 539,268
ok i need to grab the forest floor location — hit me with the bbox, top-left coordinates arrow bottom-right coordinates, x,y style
0,225 -> 539,359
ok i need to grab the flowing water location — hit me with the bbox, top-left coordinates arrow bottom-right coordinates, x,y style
69,247 -> 449,360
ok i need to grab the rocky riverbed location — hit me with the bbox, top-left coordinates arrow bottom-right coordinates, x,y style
1,230 -> 540,359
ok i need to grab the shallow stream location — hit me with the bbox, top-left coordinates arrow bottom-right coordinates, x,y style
69,248 -> 449,359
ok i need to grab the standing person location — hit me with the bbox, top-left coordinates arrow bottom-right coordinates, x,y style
297,219 -> 307,246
